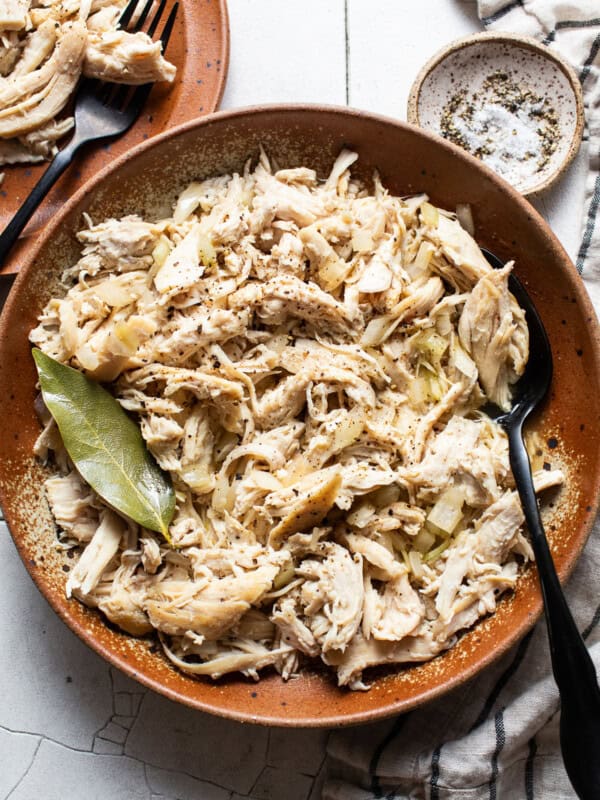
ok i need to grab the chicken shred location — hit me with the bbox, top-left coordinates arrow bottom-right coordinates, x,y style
32,150 -> 564,689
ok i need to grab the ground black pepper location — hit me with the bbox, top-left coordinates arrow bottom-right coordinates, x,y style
439,70 -> 560,184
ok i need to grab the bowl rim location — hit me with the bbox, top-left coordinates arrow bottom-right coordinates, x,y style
406,31 -> 585,196
2,103 -> 600,726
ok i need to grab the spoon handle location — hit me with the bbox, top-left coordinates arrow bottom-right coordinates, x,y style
508,421 -> 600,799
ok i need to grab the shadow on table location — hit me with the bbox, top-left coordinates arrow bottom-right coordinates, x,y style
451,0 -> 481,28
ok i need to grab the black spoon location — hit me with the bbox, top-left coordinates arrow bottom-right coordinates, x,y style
482,248 -> 600,799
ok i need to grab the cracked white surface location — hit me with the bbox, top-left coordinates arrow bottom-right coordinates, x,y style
145,765 -> 231,800
8,741 -> 149,800
126,694 -> 269,794
0,2 -> 587,799
0,729 -> 40,799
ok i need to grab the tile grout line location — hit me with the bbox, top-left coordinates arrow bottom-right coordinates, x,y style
344,0 -> 350,105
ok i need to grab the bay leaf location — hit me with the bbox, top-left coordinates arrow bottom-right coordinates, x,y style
32,348 -> 175,541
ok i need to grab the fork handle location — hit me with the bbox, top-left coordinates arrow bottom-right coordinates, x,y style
0,137 -> 81,269
508,421 -> 600,799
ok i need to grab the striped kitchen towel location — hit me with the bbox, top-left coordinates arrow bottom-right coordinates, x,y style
323,3 -> 600,799
479,1 -> 600,301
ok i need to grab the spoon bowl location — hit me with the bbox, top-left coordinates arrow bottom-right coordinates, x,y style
481,249 -> 553,426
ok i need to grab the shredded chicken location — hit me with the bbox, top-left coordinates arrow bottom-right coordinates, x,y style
32,150 -> 564,690
84,28 -> 176,84
0,0 -> 176,165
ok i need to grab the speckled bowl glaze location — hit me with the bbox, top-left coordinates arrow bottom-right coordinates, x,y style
0,106 -> 599,727
407,33 -> 584,195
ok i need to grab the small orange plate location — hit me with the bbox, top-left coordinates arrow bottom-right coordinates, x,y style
0,0 -> 229,276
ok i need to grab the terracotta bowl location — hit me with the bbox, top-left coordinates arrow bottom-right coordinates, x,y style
1,106 -> 599,727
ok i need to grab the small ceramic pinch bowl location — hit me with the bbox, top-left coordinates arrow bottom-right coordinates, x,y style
407,33 -> 584,195
0,106 -> 599,727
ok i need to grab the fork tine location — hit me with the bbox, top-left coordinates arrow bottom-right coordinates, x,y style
110,3 -> 178,114
131,0 -> 154,32
117,0 -> 139,30
108,82 -> 128,109
157,2 -> 178,49
127,2 -> 178,114
147,0 -> 168,38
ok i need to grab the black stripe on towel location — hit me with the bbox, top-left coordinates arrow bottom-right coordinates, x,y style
583,602 -> 600,640
580,32 -> 600,85
469,630 -> 534,732
525,736 -> 538,800
556,17 -> 600,30
430,745 -> 442,800
481,0 -> 524,26
575,171 -> 600,274
369,714 -> 411,798
489,710 -> 506,800
543,17 -> 600,45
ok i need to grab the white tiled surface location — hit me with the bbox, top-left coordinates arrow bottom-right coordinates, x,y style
1,2 -> 587,798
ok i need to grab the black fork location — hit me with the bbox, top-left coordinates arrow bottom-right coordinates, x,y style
0,0 -> 179,269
